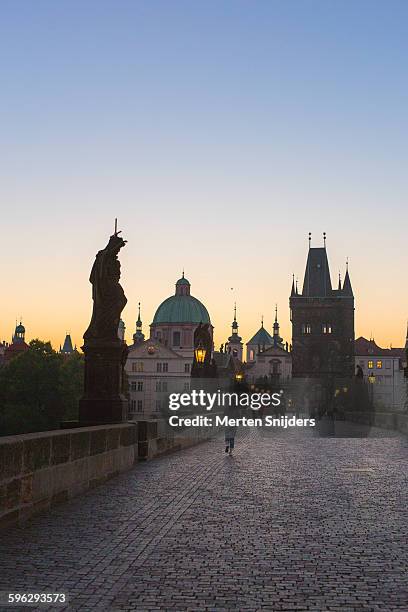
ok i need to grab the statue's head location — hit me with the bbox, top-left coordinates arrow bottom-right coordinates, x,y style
107,233 -> 127,254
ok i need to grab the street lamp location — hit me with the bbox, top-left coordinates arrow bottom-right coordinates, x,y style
368,371 -> 376,410
235,372 -> 243,383
194,342 -> 206,366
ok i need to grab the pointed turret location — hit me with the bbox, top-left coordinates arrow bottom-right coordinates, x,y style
61,333 -> 74,354
338,273 -> 342,291
302,247 -> 332,297
133,302 -> 145,345
273,304 -> 279,334
342,261 -> 353,297
272,304 -> 284,348
291,274 -> 296,297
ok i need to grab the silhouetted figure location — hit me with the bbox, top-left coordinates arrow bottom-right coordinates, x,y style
79,230 -> 129,425
84,233 -> 127,341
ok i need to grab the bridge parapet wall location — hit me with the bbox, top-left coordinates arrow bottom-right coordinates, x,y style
0,418 -> 215,528
0,423 -> 138,528
137,418 -> 215,459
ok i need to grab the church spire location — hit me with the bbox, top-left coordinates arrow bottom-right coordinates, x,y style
133,302 -> 145,344
342,259 -> 353,296
226,302 -> 242,358
231,302 -> 238,334
136,302 -> 142,327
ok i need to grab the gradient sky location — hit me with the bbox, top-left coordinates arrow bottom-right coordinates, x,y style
1,1 -> 408,351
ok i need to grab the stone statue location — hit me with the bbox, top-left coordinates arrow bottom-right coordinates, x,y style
84,233 -> 127,341
79,228 -> 129,425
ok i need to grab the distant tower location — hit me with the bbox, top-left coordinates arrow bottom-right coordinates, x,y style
118,318 -> 126,342
5,320 -> 29,362
225,303 -> 243,360
290,234 -> 355,378
133,303 -> 145,345
13,321 -> 26,344
61,333 -> 74,355
272,305 -> 284,349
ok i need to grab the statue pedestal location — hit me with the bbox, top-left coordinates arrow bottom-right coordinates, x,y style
79,339 -> 129,425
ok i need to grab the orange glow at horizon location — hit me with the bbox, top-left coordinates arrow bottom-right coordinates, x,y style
1,222 -> 407,356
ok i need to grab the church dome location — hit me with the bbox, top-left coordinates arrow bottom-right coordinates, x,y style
15,323 -> 25,334
152,275 -> 211,325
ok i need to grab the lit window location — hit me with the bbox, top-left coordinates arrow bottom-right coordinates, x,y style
302,323 -> 312,334
377,360 -> 382,369
249,350 -> 254,361
368,360 -> 374,369
322,323 -> 332,334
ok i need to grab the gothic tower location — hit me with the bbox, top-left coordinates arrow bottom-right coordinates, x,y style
290,234 -> 355,378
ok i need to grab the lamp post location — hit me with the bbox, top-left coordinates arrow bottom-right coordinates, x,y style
368,371 -> 376,410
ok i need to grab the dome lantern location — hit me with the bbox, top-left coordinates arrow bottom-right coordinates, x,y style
175,272 -> 191,296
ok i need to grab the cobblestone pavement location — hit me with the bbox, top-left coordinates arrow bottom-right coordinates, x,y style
1,423 -> 408,611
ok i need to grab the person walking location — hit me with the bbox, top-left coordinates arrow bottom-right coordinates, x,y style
224,423 -> 237,455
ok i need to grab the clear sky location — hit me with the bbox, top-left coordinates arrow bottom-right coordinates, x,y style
1,1 -> 407,351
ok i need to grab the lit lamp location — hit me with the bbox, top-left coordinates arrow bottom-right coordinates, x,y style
194,342 -> 206,366
235,372 -> 243,383
368,372 -> 376,384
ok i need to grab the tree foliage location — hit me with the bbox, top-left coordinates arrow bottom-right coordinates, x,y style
0,340 -> 84,436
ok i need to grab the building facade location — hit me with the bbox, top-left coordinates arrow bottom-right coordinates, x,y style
126,274 -> 212,419
125,339 -> 192,419
355,336 -> 406,411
